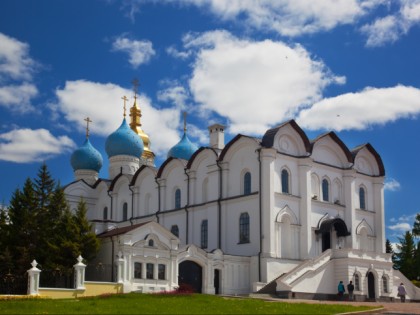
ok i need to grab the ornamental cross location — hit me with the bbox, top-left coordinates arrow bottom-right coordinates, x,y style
121,96 -> 128,117
84,117 -> 92,139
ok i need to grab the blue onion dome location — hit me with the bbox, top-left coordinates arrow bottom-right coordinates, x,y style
105,118 -> 144,158
167,131 -> 199,160
71,138 -> 103,172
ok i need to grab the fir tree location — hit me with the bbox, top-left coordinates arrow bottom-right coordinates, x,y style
395,231 -> 416,279
385,239 -> 396,264
413,213 -> 420,237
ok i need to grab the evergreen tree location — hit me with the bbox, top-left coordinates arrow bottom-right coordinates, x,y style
413,213 -> 420,237
394,231 -> 416,279
1,164 -> 100,277
385,239 -> 396,264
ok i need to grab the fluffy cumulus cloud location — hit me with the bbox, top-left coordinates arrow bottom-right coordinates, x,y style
111,35 -> 155,68
0,128 -> 75,163
53,80 -> 182,156
361,0 -> 420,46
0,32 -> 39,112
183,30 -> 343,134
297,85 -> 420,131
388,213 -> 416,233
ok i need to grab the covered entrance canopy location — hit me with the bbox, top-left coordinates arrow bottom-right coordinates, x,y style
315,218 -> 351,237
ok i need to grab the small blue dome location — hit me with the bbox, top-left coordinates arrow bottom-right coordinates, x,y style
105,118 -> 144,158
71,138 -> 103,172
167,132 -> 198,160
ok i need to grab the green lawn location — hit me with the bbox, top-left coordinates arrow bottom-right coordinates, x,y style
0,293 -> 377,314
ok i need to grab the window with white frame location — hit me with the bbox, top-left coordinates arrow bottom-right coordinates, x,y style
281,169 -> 290,194
239,212 -> 250,243
244,172 -> 251,195
201,220 -> 208,249
175,188 -> 181,208
322,179 -> 329,202
359,186 -> 366,210
122,202 -> 128,221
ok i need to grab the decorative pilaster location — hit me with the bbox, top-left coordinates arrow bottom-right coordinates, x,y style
298,158 -> 312,259
373,177 -> 385,253
116,252 -> 125,284
343,169 -> 356,248
27,260 -> 41,295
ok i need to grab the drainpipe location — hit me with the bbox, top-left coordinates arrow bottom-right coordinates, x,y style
129,185 -> 134,226
107,190 -> 113,221
216,159 -> 223,250
154,177 -> 161,223
111,236 -> 115,282
256,148 -> 262,282
184,168 -> 190,244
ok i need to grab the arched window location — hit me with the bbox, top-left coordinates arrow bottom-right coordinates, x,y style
171,225 -> 179,237
103,207 -> 108,220
244,172 -> 251,195
322,179 -> 329,202
281,169 -> 290,194
148,239 -> 154,247
354,273 -> 360,291
359,187 -> 366,210
239,213 -> 250,243
175,189 -> 181,209
122,202 -> 128,221
201,220 -> 208,249
382,275 -> 388,293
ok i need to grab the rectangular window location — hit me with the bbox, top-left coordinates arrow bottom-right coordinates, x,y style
146,263 -> 154,279
158,264 -> 166,280
134,262 -> 142,279
201,220 -> 208,249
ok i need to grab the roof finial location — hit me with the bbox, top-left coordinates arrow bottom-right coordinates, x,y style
132,78 -> 140,103
84,117 -> 92,139
183,111 -> 187,132
121,96 -> 128,117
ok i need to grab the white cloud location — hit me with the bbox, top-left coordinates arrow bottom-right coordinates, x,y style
0,83 -> 38,112
0,128 -> 75,163
388,222 -> 411,231
166,45 -> 191,59
384,178 -> 401,191
157,84 -> 190,110
0,33 -> 39,112
122,0 -> 383,37
184,30 -> 343,135
361,0 -> 420,46
297,85 -> 420,131
53,80 -> 183,156
0,32 -> 37,82
111,35 -> 155,68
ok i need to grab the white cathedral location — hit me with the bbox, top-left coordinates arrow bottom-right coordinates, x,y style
64,90 -> 420,301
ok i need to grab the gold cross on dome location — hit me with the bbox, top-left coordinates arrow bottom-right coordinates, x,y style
121,95 -> 128,117
84,117 -> 92,139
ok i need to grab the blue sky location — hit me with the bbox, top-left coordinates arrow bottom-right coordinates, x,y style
1,0 -> 420,244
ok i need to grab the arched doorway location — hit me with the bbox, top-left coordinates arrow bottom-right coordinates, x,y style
178,260 -> 202,293
367,272 -> 375,299
316,218 -> 350,252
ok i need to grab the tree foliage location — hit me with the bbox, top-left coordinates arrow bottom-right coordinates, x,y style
0,164 -> 99,276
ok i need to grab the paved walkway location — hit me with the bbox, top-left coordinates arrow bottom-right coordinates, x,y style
246,295 -> 420,314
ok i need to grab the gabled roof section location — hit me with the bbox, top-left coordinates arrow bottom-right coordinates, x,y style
97,222 -> 150,238
218,134 -> 261,161
352,143 -> 385,176
156,157 -> 187,178
310,131 -> 353,163
108,172 -> 131,191
186,147 -> 219,169
261,119 -> 311,152
130,165 -> 157,186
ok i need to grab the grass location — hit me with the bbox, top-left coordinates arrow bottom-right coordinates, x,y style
0,293 -> 377,314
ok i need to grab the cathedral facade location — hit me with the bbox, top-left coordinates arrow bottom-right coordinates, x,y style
64,94 -> 419,300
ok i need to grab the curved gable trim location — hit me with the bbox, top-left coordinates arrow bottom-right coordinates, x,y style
311,131 -> 353,163
109,173 -> 130,191
219,134 -> 260,161
262,119 -> 311,152
186,147 -> 219,169
130,165 -> 157,186
352,143 -> 385,176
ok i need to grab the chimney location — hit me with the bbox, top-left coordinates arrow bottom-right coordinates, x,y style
208,124 -> 225,150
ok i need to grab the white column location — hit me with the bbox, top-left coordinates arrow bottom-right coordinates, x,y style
27,260 -> 41,295
373,177 -> 385,253
343,170 -> 356,248
298,158 -> 312,259
73,255 -> 86,290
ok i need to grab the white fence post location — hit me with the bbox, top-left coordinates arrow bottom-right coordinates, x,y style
116,251 -> 124,284
27,260 -> 41,295
73,255 -> 86,290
